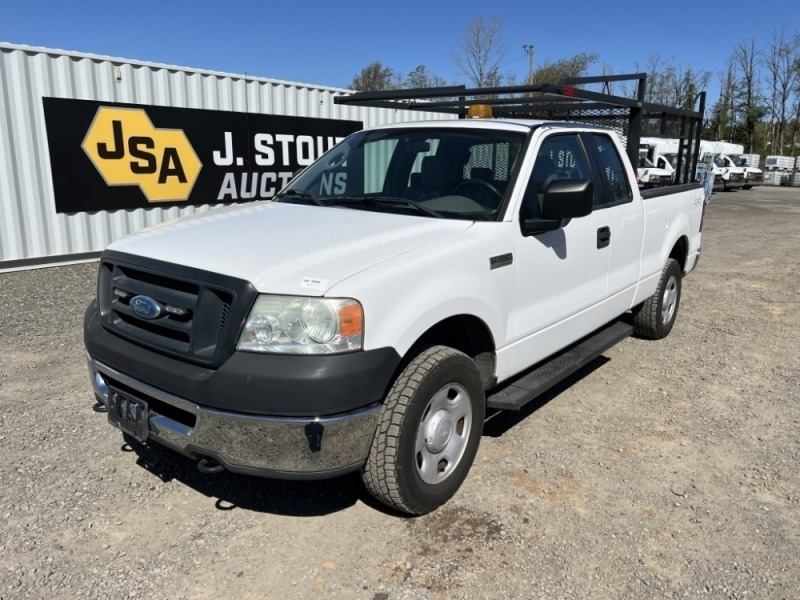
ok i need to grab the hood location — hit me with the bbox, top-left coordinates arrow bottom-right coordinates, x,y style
108,202 -> 472,294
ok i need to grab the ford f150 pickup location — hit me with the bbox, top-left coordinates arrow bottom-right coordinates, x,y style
85,76 -> 706,514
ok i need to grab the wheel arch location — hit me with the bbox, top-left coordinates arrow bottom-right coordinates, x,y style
669,235 -> 689,273
401,314 -> 496,389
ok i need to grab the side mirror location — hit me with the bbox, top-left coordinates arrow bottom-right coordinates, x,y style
521,179 -> 593,236
542,179 -> 593,219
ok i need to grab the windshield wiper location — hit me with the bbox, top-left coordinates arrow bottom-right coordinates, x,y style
332,196 -> 444,218
274,189 -> 325,206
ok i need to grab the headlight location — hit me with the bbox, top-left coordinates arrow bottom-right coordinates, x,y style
238,295 -> 363,354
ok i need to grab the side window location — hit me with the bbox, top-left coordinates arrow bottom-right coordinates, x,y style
589,134 -> 633,205
521,134 -> 591,219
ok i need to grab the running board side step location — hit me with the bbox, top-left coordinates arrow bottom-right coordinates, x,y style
486,320 -> 633,411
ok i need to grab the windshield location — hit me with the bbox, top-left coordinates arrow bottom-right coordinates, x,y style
729,155 -> 747,167
663,153 -> 680,168
275,127 -> 526,220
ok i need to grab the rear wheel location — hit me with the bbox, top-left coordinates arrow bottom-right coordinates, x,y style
361,346 -> 485,515
633,258 -> 682,340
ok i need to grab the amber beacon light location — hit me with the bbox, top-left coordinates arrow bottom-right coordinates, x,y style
467,104 -> 493,118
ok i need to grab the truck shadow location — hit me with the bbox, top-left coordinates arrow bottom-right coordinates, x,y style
122,435 -> 371,517
482,356 -> 610,437
121,355 -> 611,517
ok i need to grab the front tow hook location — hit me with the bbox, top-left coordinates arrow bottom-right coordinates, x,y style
197,457 -> 225,475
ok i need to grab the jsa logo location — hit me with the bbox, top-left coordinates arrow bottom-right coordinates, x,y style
82,107 -> 202,202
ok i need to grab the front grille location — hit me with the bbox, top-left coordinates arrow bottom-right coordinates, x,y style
98,250 -> 257,368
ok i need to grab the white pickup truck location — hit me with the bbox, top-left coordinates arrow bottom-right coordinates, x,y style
85,80 -> 705,514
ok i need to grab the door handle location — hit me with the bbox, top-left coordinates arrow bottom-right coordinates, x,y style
597,226 -> 611,249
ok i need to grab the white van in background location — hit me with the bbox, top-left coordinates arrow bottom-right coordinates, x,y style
715,142 -> 763,189
698,141 -> 746,192
640,137 -> 680,178
640,137 -> 714,189
641,137 -> 753,192
636,152 -> 672,188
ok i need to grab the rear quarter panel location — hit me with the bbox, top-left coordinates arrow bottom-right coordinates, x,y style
635,184 -> 704,305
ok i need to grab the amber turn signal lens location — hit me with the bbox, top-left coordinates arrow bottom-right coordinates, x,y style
339,302 -> 363,337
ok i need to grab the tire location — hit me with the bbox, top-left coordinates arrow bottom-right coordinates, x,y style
742,185 -> 752,190
633,258 -> 682,340
361,346 -> 485,515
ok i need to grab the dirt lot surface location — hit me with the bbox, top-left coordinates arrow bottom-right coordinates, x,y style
1,186 -> 799,599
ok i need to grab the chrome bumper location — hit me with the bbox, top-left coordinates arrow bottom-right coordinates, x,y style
87,354 -> 381,479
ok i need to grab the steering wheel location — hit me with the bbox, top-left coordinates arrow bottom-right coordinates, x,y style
452,179 -> 502,209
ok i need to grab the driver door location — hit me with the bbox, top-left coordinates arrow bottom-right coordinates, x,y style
508,132 -> 611,374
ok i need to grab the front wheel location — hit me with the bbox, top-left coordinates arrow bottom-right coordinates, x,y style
632,258 -> 682,340
361,346 -> 485,515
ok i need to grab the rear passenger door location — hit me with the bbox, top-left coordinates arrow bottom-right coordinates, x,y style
583,133 -> 644,317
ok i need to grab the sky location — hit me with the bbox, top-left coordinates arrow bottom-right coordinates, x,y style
1,0 -> 796,106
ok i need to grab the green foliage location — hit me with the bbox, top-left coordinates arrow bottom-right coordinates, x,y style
532,52 -> 599,85
350,61 -> 401,92
406,65 -> 447,89
349,62 -> 447,92
347,19 -> 800,156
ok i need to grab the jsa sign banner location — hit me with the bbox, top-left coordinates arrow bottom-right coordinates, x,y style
43,98 -> 362,213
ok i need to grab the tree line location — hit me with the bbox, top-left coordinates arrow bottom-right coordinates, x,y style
349,18 -> 800,157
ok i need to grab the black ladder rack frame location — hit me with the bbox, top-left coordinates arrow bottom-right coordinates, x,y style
334,73 -> 706,186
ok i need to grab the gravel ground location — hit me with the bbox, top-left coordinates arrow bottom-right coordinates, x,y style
1,186 -> 799,600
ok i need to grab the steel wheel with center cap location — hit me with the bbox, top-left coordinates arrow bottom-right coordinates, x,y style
633,257 -> 682,340
415,381 -> 472,485
661,271 -> 679,327
361,345 -> 485,515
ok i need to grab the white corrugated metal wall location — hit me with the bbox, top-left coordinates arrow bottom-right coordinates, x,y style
0,43 -> 448,268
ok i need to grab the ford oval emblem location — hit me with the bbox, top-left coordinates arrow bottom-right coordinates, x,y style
130,295 -> 162,320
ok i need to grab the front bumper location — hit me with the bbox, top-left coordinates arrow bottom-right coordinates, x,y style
744,173 -> 764,187
723,174 -> 746,190
88,354 -> 382,479
84,302 -> 400,417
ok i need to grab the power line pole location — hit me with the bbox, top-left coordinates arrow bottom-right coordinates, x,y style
522,44 -> 535,84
